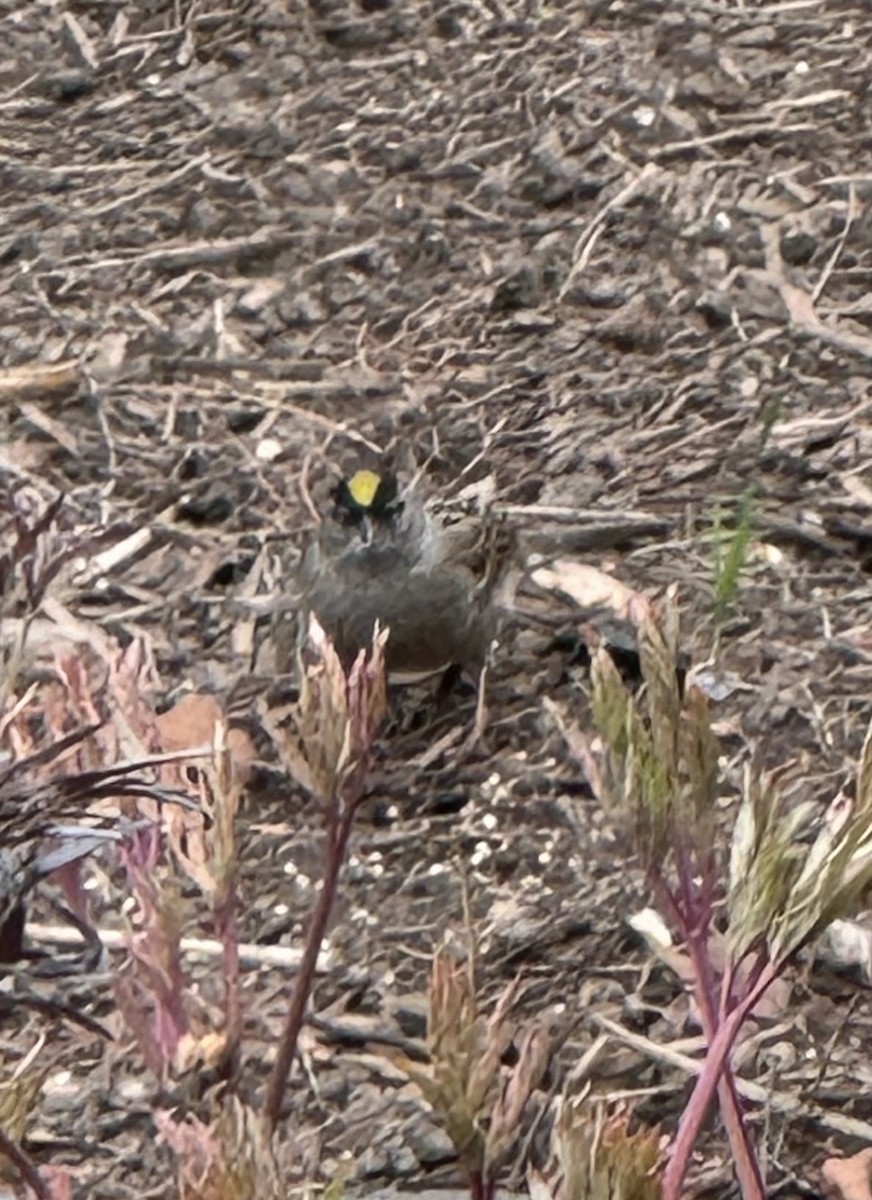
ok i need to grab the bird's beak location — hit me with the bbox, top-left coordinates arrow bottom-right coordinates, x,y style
360,514 -> 374,544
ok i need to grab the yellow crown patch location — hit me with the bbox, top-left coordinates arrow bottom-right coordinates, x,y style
347,469 -> 382,510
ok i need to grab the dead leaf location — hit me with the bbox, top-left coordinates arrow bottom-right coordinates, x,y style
823,1148 -> 872,1200
155,693 -> 256,784
531,559 -> 638,615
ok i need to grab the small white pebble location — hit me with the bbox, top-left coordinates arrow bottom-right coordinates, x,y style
481,813 -> 498,831
713,211 -> 731,233
739,375 -> 758,399
538,850 -> 552,865
428,862 -> 446,876
634,105 -> 656,127
273,903 -> 289,917
629,907 -> 673,947
116,1076 -> 150,1102
255,437 -> 283,462
794,60 -> 810,74
283,861 -> 298,877
45,1070 -> 73,1093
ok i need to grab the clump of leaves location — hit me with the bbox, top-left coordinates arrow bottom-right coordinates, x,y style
165,716 -> 245,1076
156,1097 -> 291,1200
114,821 -> 192,1082
582,600 -> 872,1200
261,616 -> 388,1128
0,722 -> 184,951
116,698 -> 250,1091
404,944 -> 551,1200
530,1092 -> 663,1200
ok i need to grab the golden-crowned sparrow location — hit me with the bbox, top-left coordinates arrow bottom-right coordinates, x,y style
273,468 -> 515,678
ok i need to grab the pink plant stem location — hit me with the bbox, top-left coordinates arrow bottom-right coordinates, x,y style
684,934 -> 765,1200
658,865 -> 765,1200
215,882 -> 241,1073
468,1167 -> 497,1200
663,964 -> 777,1200
0,1125 -> 49,1200
264,797 -> 357,1130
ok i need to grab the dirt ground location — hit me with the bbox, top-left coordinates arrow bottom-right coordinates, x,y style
4,0 -> 872,1196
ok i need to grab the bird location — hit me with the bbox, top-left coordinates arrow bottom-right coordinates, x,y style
272,467 -> 516,681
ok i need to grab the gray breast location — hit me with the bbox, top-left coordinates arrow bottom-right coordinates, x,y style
304,542 -> 488,674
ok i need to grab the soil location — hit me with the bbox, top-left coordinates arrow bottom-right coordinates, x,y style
4,0 -> 872,1196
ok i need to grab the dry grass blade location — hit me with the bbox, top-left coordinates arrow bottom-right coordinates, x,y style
547,1093 -> 664,1200
403,947 -> 551,1200
0,1041 -> 48,1149
486,1021 -> 552,1174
